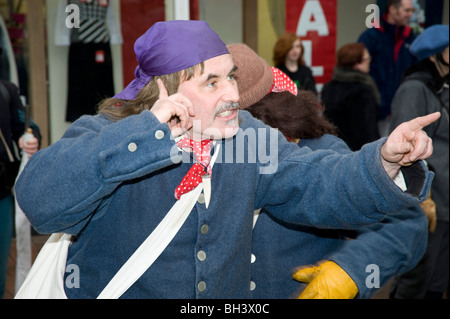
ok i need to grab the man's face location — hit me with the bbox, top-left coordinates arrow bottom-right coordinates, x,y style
390,0 -> 414,26
178,54 -> 240,140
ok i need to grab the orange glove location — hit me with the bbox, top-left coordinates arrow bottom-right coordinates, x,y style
293,261 -> 358,299
420,191 -> 437,233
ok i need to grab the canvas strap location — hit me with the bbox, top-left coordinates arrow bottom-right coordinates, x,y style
97,142 -> 221,299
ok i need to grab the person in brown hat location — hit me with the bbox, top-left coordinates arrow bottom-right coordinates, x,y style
229,43 -> 431,299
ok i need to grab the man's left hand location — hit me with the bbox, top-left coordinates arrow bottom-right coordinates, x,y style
293,261 -> 358,299
381,112 -> 440,179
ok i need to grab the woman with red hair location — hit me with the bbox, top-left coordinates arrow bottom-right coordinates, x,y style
273,33 -> 317,94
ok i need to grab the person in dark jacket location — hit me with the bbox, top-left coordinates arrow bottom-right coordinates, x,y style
322,43 -> 380,151
0,76 -> 40,298
358,0 -> 416,136
389,24 -> 449,299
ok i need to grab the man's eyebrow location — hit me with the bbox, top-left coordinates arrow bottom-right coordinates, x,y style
205,73 -> 219,82
204,65 -> 238,82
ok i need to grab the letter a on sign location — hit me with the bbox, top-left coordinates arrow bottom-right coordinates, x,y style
285,0 -> 337,91
297,0 -> 329,36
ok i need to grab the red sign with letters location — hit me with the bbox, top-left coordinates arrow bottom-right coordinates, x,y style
285,0 -> 337,92
120,0 -> 165,86
119,0 -> 199,87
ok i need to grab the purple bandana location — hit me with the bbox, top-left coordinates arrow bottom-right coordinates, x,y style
114,20 -> 229,100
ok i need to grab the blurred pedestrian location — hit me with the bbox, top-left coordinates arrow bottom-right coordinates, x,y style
321,43 -> 380,151
358,0 -> 416,136
273,33 -> 317,94
389,24 -> 449,299
0,76 -> 40,298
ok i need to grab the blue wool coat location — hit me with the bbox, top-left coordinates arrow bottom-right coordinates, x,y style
15,111 -> 432,298
251,134 -> 428,299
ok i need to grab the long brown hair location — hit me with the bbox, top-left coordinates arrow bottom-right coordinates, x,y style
98,63 -> 204,122
247,91 -> 337,140
273,33 -> 306,67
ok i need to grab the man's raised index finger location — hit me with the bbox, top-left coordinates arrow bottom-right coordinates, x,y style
407,112 -> 441,132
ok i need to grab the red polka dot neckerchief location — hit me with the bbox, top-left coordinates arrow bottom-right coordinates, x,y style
270,67 -> 298,95
175,138 -> 213,200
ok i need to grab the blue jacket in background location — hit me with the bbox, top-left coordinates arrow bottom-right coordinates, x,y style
251,134 -> 428,299
358,18 -> 417,120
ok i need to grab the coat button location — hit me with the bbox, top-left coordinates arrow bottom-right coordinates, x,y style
197,250 -> 207,261
251,254 -> 256,263
250,281 -> 256,291
200,224 -> 209,235
155,130 -> 165,140
197,193 -> 205,204
128,142 -> 137,152
198,281 -> 206,292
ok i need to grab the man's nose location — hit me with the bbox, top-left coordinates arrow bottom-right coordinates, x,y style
223,82 -> 239,102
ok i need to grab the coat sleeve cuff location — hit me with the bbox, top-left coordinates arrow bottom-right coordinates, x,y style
400,161 -> 433,197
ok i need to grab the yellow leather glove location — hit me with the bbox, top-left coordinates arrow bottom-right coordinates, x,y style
293,261 -> 358,299
420,191 -> 437,233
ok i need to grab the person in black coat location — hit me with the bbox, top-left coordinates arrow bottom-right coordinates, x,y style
0,75 -> 40,298
321,43 -> 380,151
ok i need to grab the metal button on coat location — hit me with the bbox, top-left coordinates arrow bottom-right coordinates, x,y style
198,281 -> 206,292
200,224 -> 209,235
250,281 -> 256,291
155,130 -> 165,140
128,142 -> 137,152
197,250 -> 207,261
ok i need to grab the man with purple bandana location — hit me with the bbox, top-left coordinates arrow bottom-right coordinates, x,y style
16,20 -> 439,298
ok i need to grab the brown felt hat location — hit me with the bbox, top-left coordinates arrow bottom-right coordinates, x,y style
227,43 -> 273,109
